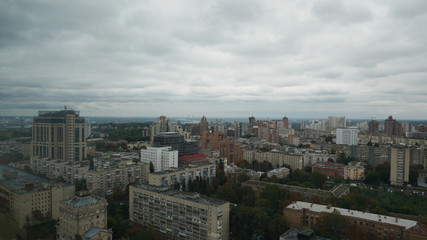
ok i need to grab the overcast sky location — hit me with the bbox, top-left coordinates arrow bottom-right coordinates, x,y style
1,0 -> 426,120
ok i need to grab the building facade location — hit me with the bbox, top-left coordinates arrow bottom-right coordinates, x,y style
312,162 -> 345,178
57,196 -> 111,240
336,128 -> 359,146
284,201 -> 426,240
129,184 -> 230,240
32,108 -> 87,162
141,146 -> 178,172
384,116 -> 403,137
0,165 -> 75,227
390,148 -> 410,186
148,163 -> 216,187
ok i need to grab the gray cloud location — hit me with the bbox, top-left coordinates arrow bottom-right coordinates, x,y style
0,0 -> 426,119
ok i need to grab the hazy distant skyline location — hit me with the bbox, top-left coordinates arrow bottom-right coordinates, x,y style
1,1 -> 427,119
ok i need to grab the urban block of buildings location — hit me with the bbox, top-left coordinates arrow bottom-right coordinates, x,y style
148,163 -> 216,187
129,184 -> 230,240
0,165 -> 75,227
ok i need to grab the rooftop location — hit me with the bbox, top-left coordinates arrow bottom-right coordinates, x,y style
151,162 -> 215,175
280,227 -> 330,240
134,184 -> 228,207
0,165 -> 71,194
65,196 -> 103,207
286,201 -> 417,229
83,228 -> 111,239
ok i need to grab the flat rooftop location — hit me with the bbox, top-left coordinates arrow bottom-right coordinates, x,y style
133,184 -> 228,207
0,165 -> 71,194
65,197 -> 103,207
151,163 -> 215,175
286,201 -> 417,230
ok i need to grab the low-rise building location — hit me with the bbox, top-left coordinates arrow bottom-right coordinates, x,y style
344,161 -> 366,181
57,196 -> 112,240
280,227 -> 330,240
129,184 -> 230,240
267,167 -> 290,178
312,162 -> 345,178
284,201 -> 427,240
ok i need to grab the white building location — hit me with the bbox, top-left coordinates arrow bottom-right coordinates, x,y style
336,128 -> 359,146
140,146 -> 178,172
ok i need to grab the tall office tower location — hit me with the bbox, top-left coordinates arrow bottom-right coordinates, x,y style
390,148 -> 410,186
327,116 -> 346,131
384,116 -> 403,137
150,115 -> 172,143
57,196 -> 112,240
140,146 -> 178,172
368,120 -> 379,134
336,128 -> 359,146
282,116 -> 289,128
153,132 -> 185,155
129,184 -> 230,240
32,108 -> 87,162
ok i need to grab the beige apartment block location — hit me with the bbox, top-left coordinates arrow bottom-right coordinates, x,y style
390,148 -> 410,186
84,162 -> 149,196
30,157 -> 89,183
243,149 -> 303,170
148,163 -> 216,187
32,109 -> 87,162
129,184 -> 230,240
344,162 -> 366,181
0,165 -> 75,227
57,196 -> 112,240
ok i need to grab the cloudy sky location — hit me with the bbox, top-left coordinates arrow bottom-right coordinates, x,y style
1,0 -> 426,119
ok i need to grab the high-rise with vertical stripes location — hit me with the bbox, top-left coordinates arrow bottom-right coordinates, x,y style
32,107 -> 87,162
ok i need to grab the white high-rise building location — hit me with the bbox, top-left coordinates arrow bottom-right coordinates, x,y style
328,116 -> 346,131
336,128 -> 359,146
140,146 -> 178,172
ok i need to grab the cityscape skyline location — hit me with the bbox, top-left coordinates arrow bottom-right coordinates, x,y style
1,1 -> 427,119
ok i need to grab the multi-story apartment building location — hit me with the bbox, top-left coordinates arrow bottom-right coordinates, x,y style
141,146 -> 178,172
243,149 -> 304,170
303,153 -> 336,167
344,161 -> 366,181
32,108 -> 87,162
148,163 -> 216,187
129,184 -> 230,240
57,196 -> 111,240
284,201 -> 427,240
153,132 -> 186,155
336,128 -> 359,146
327,116 -> 346,131
30,155 -> 149,196
83,162 -> 149,196
30,157 -> 89,183
57,196 -> 112,240
384,116 -> 403,137
312,162 -> 345,178
390,148 -> 410,186
368,120 -> 379,135
0,165 -> 75,227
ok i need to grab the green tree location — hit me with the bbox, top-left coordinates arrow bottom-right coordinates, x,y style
267,216 -> 289,240
149,162 -> 154,173
313,210 -> 349,240
364,171 -> 380,185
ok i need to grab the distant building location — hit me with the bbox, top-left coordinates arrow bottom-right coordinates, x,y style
368,120 -> 379,135
141,146 -> 178,172
312,162 -> 345,178
384,116 -> 403,137
284,201 -> 426,240
57,196 -> 112,240
336,128 -> 359,146
390,148 -> 410,186
282,116 -> 290,128
150,115 -> 172,143
0,165 -> 75,227
129,184 -> 230,240
153,132 -> 185,155
327,116 -> 346,131
267,167 -> 290,178
32,108 -> 87,162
